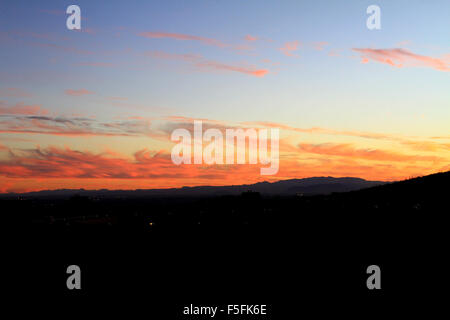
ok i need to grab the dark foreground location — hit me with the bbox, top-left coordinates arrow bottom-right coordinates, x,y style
3,172 -> 449,316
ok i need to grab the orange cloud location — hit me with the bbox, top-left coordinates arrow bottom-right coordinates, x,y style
139,31 -> 227,48
65,89 -> 95,96
297,143 -> 443,163
401,140 -> 450,152
242,121 -> 405,142
279,41 -> 300,57
1,114 -> 447,192
244,120 -> 450,155
0,146 -> 264,184
0,144 -> 443,193
352,48 -> 450,71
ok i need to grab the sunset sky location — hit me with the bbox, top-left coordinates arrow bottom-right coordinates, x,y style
1,0 -> 449,193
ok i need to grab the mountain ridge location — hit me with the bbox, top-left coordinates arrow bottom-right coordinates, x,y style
0,176 -> 385,198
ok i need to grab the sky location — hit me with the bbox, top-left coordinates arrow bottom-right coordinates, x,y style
0,0 -> 449,192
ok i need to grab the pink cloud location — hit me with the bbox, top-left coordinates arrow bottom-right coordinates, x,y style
0,102 -> 48,115
233,44 -> 254,51
139,31 -> 228,48
75,62 -> 116,67
396,40 -> 412,47
353,48 -> 450,71
107,96 -> 128,101
244,35 -> 258,41
312,41 -> 328,51
146,51 -> 269,77
39,9 -> 88,20
31,42 -> 93,55
279,40 -> 300,57
74,28 -> 96,34
196,60 -> 268,77
328,49 -> 340,57
65,89 -> 95,96
39,9 -> 65,16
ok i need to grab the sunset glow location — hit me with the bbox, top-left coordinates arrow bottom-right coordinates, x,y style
1,0 -> 449,193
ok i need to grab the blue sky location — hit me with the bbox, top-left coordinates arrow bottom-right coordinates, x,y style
1,1 -> 449,129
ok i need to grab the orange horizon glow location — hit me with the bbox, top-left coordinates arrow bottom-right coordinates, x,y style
1,115 -> 449,193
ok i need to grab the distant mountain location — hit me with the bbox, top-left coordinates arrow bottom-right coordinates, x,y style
0,177 -> 385,199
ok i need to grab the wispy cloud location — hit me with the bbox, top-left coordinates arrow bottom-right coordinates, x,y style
75,62 -> 115,67
279,40 -> 300,57
242,121 -> 405,142
39,9 -> 65,16
0,143 -> 440,192
0,114 -> 153,137
39,8 -> 88,20
65,89 -> 95,96
312,41 -> 328,51
196,60 -> 268,77
353,48 -> 450,71
328,49 -> 341,57
244,35 -> 258,41
139,31 -> 228,48
400,140 -> 450,152
107,96 -> 128,101
1,113 -> 447,190
0,146 -> 254,182
0,102 -> 48,115
31,42 -> 93,55
243,120 -> 450,154
298,143 -> 443,163
146,51 -> 269,77
0,88 -> 32,98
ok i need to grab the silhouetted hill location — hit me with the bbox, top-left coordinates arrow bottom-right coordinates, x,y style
4,171 -> 448,230
0,176 -> 384,199
5,170 -> 449,303
325,170 -> 450,212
